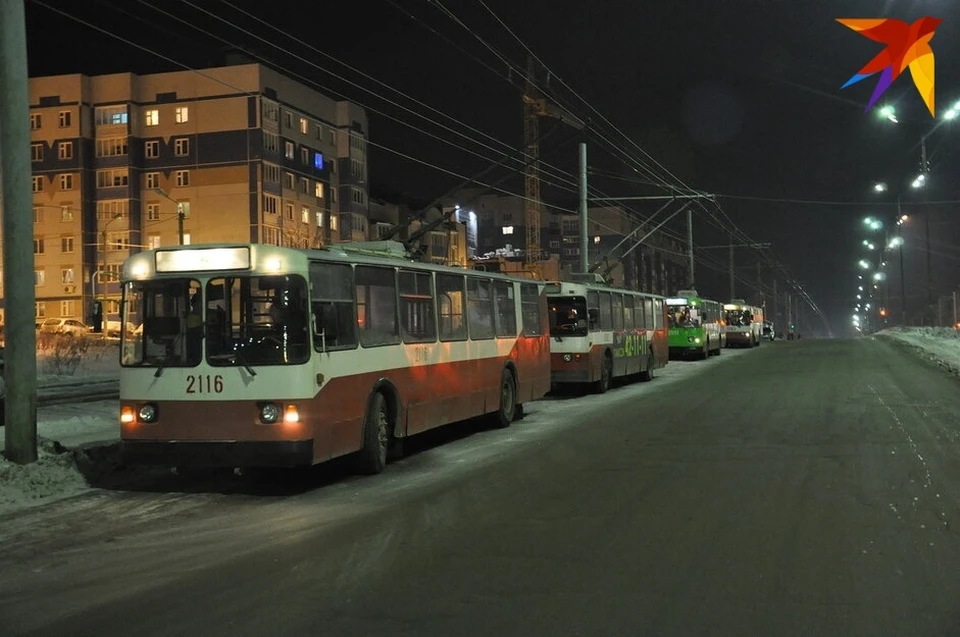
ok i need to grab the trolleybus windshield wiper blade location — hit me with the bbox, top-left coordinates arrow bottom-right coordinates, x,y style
208,353 -> 257,376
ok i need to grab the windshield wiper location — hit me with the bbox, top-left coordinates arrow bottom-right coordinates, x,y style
208,352 -> 257,376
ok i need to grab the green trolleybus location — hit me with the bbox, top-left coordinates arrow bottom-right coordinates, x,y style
665,290 -> 724,359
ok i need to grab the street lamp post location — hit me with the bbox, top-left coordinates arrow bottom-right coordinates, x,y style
154,188 -> 186,245
91,212 -> 124,330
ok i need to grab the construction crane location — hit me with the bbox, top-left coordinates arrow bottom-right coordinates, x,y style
522,56 -> 586,276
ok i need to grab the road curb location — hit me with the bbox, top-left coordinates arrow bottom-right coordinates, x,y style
875,333 -> 960,380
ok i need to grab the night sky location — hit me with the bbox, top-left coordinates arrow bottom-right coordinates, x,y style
23,0 -> 960,337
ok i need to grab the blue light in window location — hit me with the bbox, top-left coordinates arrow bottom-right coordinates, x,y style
314,152 -> 323,170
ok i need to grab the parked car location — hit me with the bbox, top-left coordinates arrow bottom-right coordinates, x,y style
39,317 -> 92,336
104,319 -> 136,338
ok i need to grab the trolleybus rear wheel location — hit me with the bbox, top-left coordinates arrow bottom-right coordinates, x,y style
595,355 -> 613,394
492,367 -> 517,429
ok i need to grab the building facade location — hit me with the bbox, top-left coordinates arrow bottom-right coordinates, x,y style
4,63 -> 369,324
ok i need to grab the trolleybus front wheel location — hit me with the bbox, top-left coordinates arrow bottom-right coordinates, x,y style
492,367 -> 517,429
356,391 -> 390,475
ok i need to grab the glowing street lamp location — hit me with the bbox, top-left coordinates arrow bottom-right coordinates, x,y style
889,237 -> 903,248
858,259 -> 871,269
874,182 -> 887,192
912,173 -> 926,189
879,105 -> 897,123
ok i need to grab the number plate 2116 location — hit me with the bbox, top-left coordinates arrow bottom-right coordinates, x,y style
186,374 -> 224,394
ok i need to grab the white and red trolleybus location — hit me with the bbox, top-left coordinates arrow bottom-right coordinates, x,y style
722,299 -> 764,348
545,276 -> 669,393
117,242 -> 551,473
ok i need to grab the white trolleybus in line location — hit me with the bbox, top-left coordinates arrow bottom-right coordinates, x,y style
722,299 -> 764,348
118,242 -> 551,473
545,275 -> 669,393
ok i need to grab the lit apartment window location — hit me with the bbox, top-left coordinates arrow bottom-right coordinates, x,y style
148,235 -> 161,249
35,302 -> 46,319
32,176 -> 43,192
145,140 -> 159,158
58,142 -> 73,160
175,170 -> 190,187
31,144 -> 42,162
301,206 -> 309,223
60,205 -> 72,222
175,107 -> 189,124
59,174 -> 73,190
61,237 -> 74,253
145,173 -> 159,189
314,152 -> 324,170
314,182 -> 324,198
145,109 -> 159,126
147,203 -> 160,220
330,214 -> 338,231
502,226 -> 514,235
315,212 -> 323,227
34,270 -> 45,287
58,111 -> 71,128
60,300 -> 76,317
30,113 -> 41,130
594,236 -> 601,244
60,268 -> 75,284
299,117 -> 308,135
182,233 -> 191,245
95,106 -> 128,126
174,138 -> 190,156
34,239 -> 44,254
285,141 -> 294,160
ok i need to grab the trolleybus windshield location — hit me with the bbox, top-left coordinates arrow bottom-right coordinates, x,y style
121,274 -> 310,368
668,305 -> 700,327
724,309 -> 753,326
548,297 -> 589,336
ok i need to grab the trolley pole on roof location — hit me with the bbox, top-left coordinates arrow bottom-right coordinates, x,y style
0,0 -> 38,464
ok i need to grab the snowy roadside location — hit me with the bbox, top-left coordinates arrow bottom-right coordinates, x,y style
874,326 -> 960,379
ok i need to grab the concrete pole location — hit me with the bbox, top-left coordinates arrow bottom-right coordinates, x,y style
728,236 -> 735,300
578,143 -> 588,274
686,207 -> 694,288
0,0 -> 38,463
772,278 -> 778,330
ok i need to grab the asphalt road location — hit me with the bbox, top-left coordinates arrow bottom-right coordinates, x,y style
4,337 -> 960,636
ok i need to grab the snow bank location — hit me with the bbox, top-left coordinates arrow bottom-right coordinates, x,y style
0,438 -> 89,512
876,326 -> 960,378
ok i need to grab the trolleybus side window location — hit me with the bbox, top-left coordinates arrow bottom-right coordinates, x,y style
309,261 -> 357,351
436,273 -> 467,341
399,269 -> 436,343
644,299 -> 655,330
520,283 -> 543,336
623,295 -> 635,330
612,293 -> 624,330
587,291 -> 600,330
356,266 -> 400,348
599,292 -> 613,331
634,295 -> 645,330
493,280 -> 517,338
466,276 -> 495,340
653,299 -> 664,329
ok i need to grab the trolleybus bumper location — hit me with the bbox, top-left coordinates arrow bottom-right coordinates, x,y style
726,334 -> 752,347
551,370 -> 592,384
121,439 -> 314,468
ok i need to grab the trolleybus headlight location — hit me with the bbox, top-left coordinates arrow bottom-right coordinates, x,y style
260,403 -> 280,424
563,354 -> 573,362
138,403 -> 158,423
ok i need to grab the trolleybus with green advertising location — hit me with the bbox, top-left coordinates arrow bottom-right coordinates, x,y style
546,276 -> 668,393
723,299 -> 764,348
665,290 -> 725,359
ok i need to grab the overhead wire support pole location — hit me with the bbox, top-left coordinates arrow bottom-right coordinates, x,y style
687,205 -> 694,288
0,0 -> 38,464
578,142 -> 588,273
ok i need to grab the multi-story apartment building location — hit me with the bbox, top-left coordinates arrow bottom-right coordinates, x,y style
367,199 -> 469,267
444,189 -> 689,294
7,63 -> 368,324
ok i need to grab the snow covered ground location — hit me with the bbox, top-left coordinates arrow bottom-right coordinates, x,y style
876,326 -> 960,378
